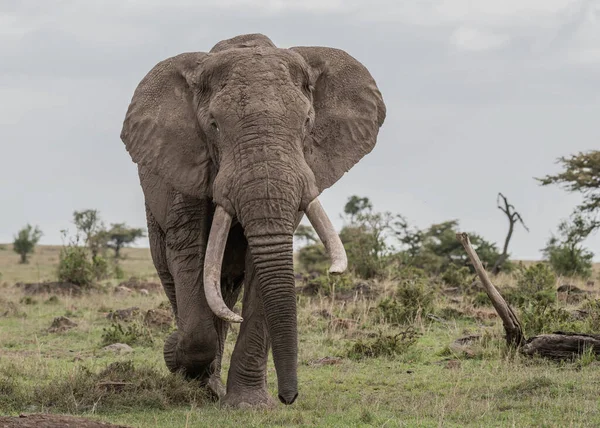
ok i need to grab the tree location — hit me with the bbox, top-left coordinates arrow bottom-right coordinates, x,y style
341,196 -> 405,278
73,209 -> 107,258
343,195 -> 373,223
492,193 -> 529,275
104,223 -> 145,258
13,224 -> 43,264
410,220 -> 501,274
537,150 -> 600,233
294,225 -> 317,246
542,215 -> 594,278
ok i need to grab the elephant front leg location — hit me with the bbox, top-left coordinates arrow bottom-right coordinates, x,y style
222,252 -> 275,408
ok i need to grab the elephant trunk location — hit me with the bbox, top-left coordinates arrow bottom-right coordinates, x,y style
233,160 -> 301,405
203,134 -> 348,405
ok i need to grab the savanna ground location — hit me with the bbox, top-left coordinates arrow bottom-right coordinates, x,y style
1,245 -> 600,427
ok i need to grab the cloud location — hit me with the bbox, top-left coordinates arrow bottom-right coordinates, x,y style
450,26 -> 511,52
0,0 -> 599,259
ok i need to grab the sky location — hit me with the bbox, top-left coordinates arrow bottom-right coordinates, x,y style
1,0 -> 599,260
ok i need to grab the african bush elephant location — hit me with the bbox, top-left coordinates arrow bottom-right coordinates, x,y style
120,33 -> 386,407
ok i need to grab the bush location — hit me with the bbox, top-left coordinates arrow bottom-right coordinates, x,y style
296,244 -> 329,274
520,305 -> 577,337
544,241 -> 593,279
12,224 -> 43,264
101,322 -> 154,347
347,328 -> 420,360
542,216 -> 594,279
114,264 -> 125,280
0,361 -> 209,414
340,225 -> 385,279
507,263 -> 557,308
441,264 -> 473,289
376,267 -> 434,324
91,255 -> 110,281
299,273 -> 354,297
472,291 -> 492,307
57,246 -> 94,287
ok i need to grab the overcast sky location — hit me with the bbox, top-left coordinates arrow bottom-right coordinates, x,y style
1,0 -> 599,260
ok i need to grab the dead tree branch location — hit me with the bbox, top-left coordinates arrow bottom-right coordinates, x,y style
457,232 -> 600,359
457,232 -> 524,347
492,192 -> 529,275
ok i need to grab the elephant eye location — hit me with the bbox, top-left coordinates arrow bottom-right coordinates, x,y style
210,120 -> 219,132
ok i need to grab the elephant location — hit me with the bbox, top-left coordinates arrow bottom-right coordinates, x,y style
119,33 -> 386,408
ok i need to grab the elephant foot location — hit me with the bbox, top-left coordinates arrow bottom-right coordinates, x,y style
163,330 -> 180,373
221,388 -> 276,409
207,375 -> 226,400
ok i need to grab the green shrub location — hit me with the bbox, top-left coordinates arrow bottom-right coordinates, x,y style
300,273 -> 354,297
508,263 -> 557,308
101,322 -> 154,347
347,328 -> 420,360
91,255 -> 110,281
114,264 -> 125,280
520,305 -> 577,337
441,264 -> 472,288
12,224 -> 43,264
296,244 -> 329,275
578,299 -> 600,333
544,241 -> 593,279
19,296 -> 37,305
472,291 -> 492,307
57,246 -> 94,287
376,268 -> 434,324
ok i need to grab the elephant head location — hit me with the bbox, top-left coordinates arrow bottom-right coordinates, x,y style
120,33 -> 385,404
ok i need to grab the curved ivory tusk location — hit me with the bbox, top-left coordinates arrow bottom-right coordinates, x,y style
304,198 -> 348,274
203,205 -> 243,323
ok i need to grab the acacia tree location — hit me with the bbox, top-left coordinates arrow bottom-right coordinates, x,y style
73,209 -> 107,258
294,225 -> 317,246
492,193 -> 529,275
542,215 -> 594,278
13,224 -> 43,264
537,150 -> 600,233
104,223 -> 145,258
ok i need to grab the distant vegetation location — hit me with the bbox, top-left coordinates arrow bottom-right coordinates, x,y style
12,224 -> 43,264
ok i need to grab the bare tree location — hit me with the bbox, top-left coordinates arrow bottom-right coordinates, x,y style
492,193 -> 529,275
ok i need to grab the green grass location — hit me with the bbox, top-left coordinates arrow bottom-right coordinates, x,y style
0,244 -> 157,284
1,245 -> 600,427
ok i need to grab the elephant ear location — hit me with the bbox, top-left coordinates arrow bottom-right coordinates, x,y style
290,47 -> 386,192
120,52 -> 212,199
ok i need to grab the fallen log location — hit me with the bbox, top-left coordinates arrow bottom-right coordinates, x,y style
456,232 -> 600,360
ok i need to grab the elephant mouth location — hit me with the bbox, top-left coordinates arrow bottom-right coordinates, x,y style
202,198 -> 347,323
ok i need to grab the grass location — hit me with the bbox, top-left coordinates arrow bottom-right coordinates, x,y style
1,245 -> 600,427
0,244 -> 156,284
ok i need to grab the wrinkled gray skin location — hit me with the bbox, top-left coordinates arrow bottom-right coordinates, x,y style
120,34 -> 385,408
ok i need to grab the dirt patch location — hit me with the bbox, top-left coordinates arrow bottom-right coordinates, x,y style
117,278 -> 162,294
143,308 -> 173,329
0,414 -> 130,428
102,343 -> 134,354
47,316 -> 77,333
0,298 -> 25,318
106,307 -> 140,322
308,356 -> 343,366
16,282 -> 83,296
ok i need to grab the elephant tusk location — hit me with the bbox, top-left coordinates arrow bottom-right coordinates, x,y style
304,198 -> 348,274
203,205 -> 243,323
